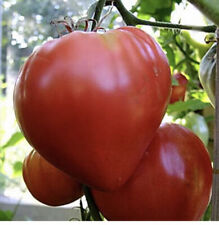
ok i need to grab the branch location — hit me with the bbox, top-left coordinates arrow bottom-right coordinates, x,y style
92,0 -> 106,30
188,0 -> 219,26
105,0 -> 216,33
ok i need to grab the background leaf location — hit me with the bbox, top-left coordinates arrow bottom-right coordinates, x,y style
137,0 -> 182,21
1,132 -> 24,149
0,210 -> 13,221
167,99 -> 210,114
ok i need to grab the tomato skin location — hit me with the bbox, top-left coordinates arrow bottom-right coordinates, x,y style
14,26 -> 171,191
170,73 -> 188,104
23,150 -> 83,206
92,123 -> 212,221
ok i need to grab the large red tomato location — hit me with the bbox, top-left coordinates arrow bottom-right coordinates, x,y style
92,123 -> 212,221
14,26 -> 171,191
23,150 -> 83,206
170,72 -> 188,104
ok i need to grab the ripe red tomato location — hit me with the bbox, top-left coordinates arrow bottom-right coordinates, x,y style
92,123 -> 212,221
23,150 -> 83,206
170,72 -> 188,103
14,26 -> 171,191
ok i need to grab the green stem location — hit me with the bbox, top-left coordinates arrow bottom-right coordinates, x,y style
173,35 -> 199,64
105,0 -> 216,33
173,58 -> 187,70
188,0 -> 219,26
82,185 -> 102,221
92,0 -> 106,30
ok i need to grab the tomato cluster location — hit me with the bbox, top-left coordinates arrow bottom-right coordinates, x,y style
14,26 -> 212,220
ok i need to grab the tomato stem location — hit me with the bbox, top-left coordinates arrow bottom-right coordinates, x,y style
82,185 -> 103,221
173,35 -> 200,65
105,0 -> 216,33
91,0 -> 107,31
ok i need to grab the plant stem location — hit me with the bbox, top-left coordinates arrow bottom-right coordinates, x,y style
173,35 -> 199,64
82,185 -> 103,221
105,0 -> 216,33
211,27 -> 219,221
92,0 -> 106,31
188,0 -> 219,26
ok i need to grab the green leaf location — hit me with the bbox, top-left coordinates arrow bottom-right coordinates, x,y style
165,45 -> 176,67
174,0 -> 182,3
201,203 -> 211,221
190,89 -> 211,103
1,132 -> 24,149
0,210 -> 13,221
167,99 -> 210,114
138,0 -> 182,21
13,161 -> 23,176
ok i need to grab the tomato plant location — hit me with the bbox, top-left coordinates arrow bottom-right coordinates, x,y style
23,150 -> 83,206
170,72 -> 188,104
92,123 -> 212,221
13,26 -> 171,191
175,112 -> 209,146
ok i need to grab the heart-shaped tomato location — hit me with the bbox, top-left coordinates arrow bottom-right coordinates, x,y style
92,123 -> 212,220
14,27 -> 171,191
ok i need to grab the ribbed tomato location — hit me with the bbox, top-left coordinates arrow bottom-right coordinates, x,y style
92,123 -> 212,221
23,150 -> 83,206
14,26 -> 171,191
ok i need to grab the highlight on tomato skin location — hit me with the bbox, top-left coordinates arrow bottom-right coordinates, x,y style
14,26 -> 171,192
92,123 -> 212,221
170,72 -> 188,104
22,150 -> 83,207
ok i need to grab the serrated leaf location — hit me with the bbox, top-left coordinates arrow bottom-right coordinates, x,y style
1,132 -> 24,149
167,99 -> 210,114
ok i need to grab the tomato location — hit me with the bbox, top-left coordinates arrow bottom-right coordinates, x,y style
175,112 -> 209,146
23,150 -> 83,206
170,72 -> 188,104
92,123 -> 212,221
13,26 -> 171,191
